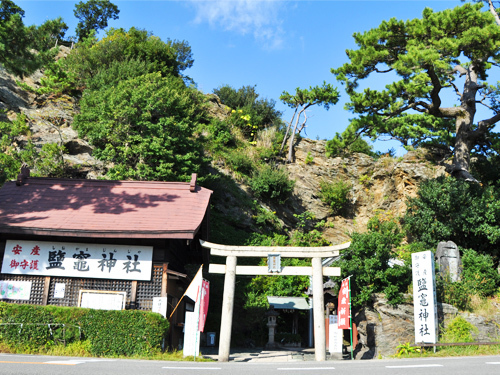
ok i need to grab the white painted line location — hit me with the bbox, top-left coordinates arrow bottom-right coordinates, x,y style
278,368 -> 336,370
386,364 -> 443,368
486,362 -> 500,364
162,367 -> 221,370
45,359 -> 115,365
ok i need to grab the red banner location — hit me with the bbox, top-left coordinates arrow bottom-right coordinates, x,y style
338,278 -> 350,329
198,279 -> 210,332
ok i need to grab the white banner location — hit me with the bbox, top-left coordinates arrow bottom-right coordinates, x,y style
2,240 -> 153,281
412,250 -> 438,344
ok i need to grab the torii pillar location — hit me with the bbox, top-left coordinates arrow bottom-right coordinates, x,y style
200,240 -> 350,362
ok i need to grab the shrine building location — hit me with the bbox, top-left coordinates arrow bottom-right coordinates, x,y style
0,169 -> 212,348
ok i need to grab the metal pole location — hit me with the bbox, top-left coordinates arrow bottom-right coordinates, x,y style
218,255 -> 237,362
312,257 -> 326,361
348,277 -> 353,360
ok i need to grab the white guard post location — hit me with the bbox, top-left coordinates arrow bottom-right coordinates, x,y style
200,240 -> 350,362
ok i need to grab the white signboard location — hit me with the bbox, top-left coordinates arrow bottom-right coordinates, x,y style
0,280 -> 32,300
412,250 -> 438,344
152,297 -> 168,318
79,290 -> 127,310
2,240 -> 153,281
54,282 -> 66,298
329,315 -> 343,354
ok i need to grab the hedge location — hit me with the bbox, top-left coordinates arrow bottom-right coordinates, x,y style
0,302 -> 169,356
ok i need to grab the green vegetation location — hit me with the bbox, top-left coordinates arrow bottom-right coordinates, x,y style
279,82 -> 340,162
2,1 -> 500,357
74,72 -> 207,181
74,0 -> 119,41
214,84 -> 282,135
0,302 -> 168,357
0,0 -> 64,77
318,179 -> 351,215
0,114 -> 66,184
333,213 -> 409,306
249,164 -> 295,203
404,176 -> 500,261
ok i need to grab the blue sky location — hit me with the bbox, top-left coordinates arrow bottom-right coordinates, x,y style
17,0 -> 466,154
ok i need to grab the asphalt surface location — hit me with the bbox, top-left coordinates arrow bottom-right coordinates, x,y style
200,347 -> 346,362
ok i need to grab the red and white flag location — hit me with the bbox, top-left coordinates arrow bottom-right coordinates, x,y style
198,279 -> 210,332
338,278 -> 350,329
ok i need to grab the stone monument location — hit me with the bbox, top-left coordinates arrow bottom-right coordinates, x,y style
435,241 -> 461,282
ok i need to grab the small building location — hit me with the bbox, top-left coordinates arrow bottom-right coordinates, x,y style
0,170 -> 212,348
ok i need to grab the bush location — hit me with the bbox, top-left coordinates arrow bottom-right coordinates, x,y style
436,275 -> 472,311
460,248 -> 500,297
249,164 -> 295,203
226,150 -> 253,175
441,316 -> 477,343
0,302 -> 168,356
404,176 -> 500,259
318,179 -> 351,215
333,214 -> 408,306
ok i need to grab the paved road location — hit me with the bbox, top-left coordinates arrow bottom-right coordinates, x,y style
1,352 -> 499,375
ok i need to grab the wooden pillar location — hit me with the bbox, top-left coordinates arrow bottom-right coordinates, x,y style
130,280 -> 137,309
218,255 -> 237,362
312,257 -> 326,361
161,263 -> 169,297
42,276 -> 51,305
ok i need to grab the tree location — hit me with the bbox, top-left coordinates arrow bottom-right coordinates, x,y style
26,17 -> 68,52
0,0 -> 38,76
404,176 -> 500,261
214,84 -> 282,135
333,214 -> 409,306
332,4 -> 500,181
279,82 -> 339,163
74,0 -> 119,41
73,72 -> 207,182
62,28 -> 183,91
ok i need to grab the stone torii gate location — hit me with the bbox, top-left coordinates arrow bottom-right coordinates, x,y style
200,240 -> 351,362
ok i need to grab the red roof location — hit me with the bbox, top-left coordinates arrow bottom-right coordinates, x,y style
0,177 -> 212,239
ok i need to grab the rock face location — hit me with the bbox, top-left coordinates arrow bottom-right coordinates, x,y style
352,295 -> 500,358
286,138 -> 445,244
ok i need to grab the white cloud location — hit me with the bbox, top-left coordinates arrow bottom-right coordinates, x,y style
188,0 -> 286,49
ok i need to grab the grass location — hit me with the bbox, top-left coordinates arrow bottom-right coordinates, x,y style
0,341 -> 215,362
395,344 -> 500,359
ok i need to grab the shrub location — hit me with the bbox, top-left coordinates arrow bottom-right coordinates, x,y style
226,150 -> 253,175
318,179 -> 351,215
436,275 -> 472,311
460,248 -> 500,297
441,316 -> 477,343
249,164 -> 295,203
404,176 -> 500,259
0,302 -> 168,356
333,214 -> 408,306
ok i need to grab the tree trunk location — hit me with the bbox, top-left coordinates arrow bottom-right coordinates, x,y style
287,108 -> 303,163
487,0 -> 500,26
449,65 -> 479,182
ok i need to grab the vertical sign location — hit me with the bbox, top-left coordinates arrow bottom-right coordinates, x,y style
338,278 -> 350,329
412,250 -> 438,344
198,280 -> 210,332
329,315 -> 343,354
